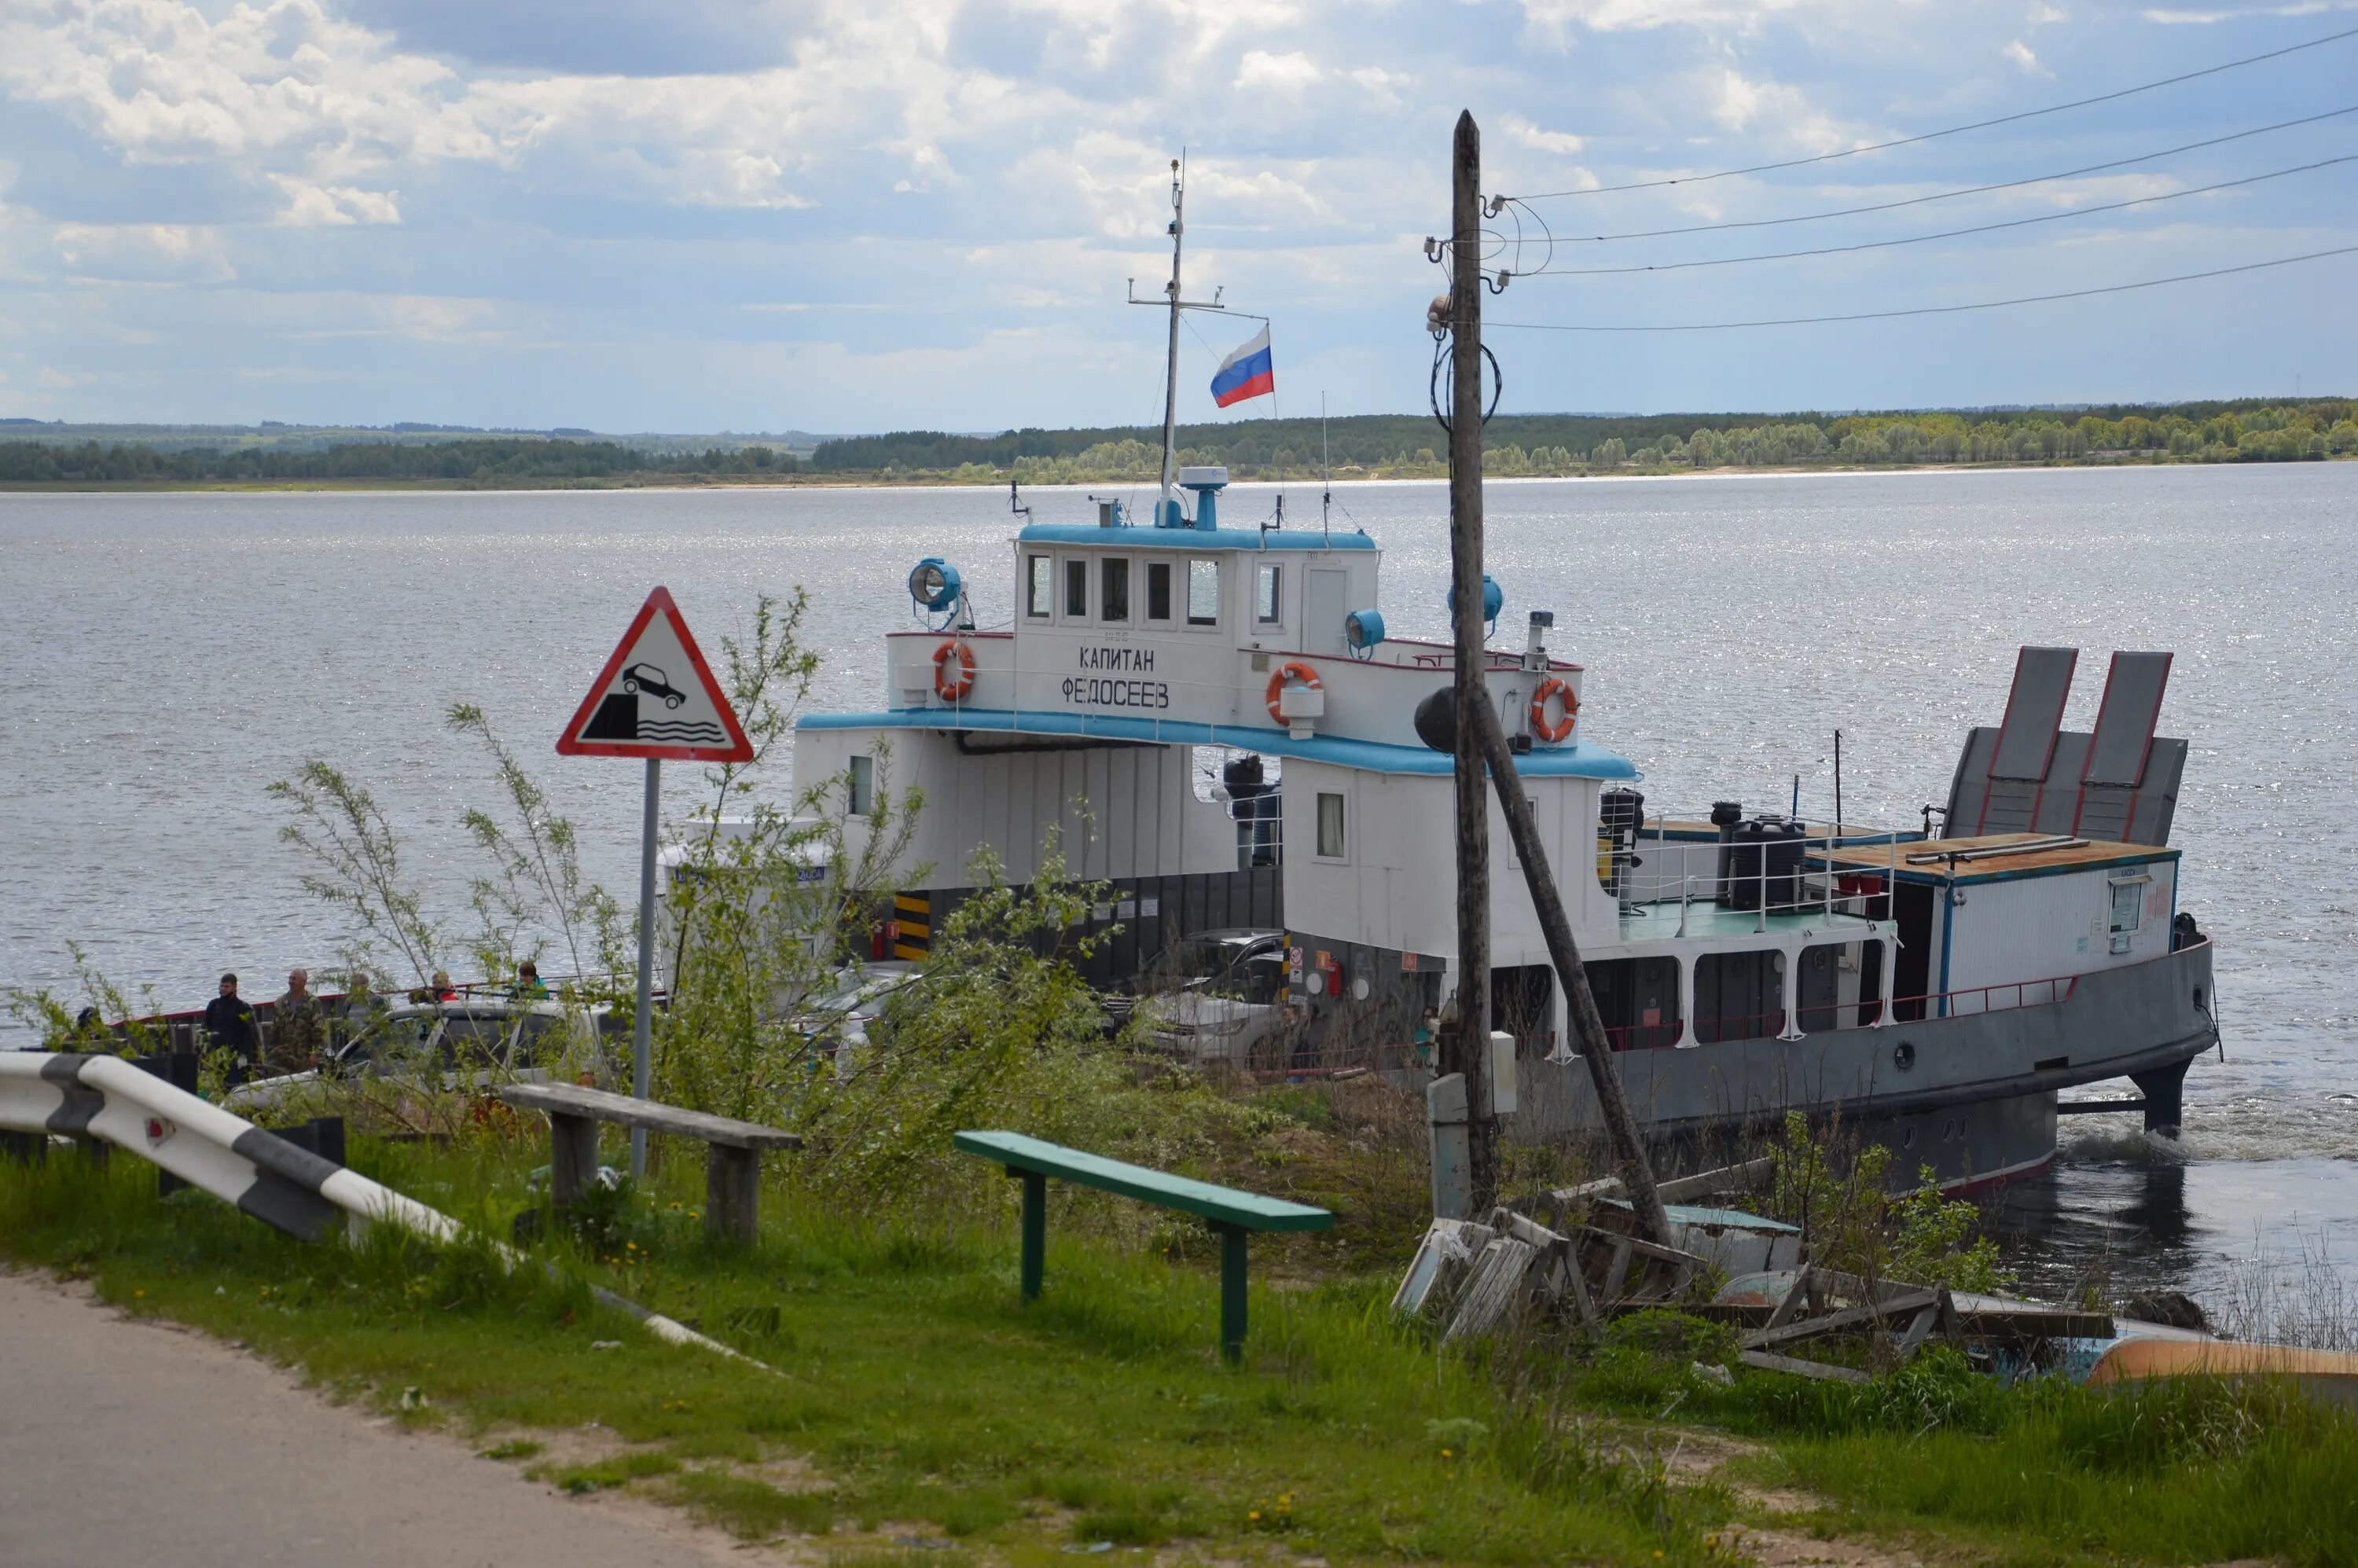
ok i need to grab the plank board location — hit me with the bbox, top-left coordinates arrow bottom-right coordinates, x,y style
1740,1349 -> 1870,1384
498,1082 -> 802,1149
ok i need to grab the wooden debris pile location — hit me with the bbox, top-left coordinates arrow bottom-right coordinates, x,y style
1394,1199 -> 1713,1345
1724,1267 -> 2116,1382
1393,1156 -> 2114,1381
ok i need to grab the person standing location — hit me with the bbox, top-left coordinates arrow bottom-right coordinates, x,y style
203,973 -> 259,1081
337,966 -> 387,1063
267,968 -> 325,1076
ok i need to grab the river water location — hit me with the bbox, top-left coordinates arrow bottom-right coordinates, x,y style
3,465 -> 2352,1316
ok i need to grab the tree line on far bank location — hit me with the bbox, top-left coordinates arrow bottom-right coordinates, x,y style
4,398 -> 2351,487
0,438 -> 802,486
810,398 -> 2357,482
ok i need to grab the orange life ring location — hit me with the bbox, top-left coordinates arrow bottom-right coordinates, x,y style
1530,677 -> 1578,742
1264,660 -> 1323,725
933,639 -> 976,702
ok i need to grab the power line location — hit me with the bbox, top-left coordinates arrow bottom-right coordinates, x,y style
1487,244 -> 2358,332
1510,24 -> 2358,201
1541,104 -> 2357,244
1519,154 -> 2358,277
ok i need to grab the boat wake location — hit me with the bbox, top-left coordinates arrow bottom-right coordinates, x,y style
2060,1093 -> 2358,1165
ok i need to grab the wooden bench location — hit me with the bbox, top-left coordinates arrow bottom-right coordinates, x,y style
953,1129 -> 1331,1362
498,1082 -> 802,1243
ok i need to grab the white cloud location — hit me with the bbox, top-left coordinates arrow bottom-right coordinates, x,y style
0,0 -> 519,172
1503,114 -> 1585,155
269,175 -> 400,225
2029,2 -> 2069,20
1710,69 -> 1848,152
1518,0 -> 1814,31
2003,39 -> 2053,75
1235,49 -> 1322,92
2144,2 -> 2338,20
51,219 -> 236,279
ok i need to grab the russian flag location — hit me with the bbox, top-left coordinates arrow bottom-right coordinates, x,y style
1210,325 -> 1274,408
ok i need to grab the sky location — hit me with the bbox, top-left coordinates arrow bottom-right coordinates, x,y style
1,0 -> 2353,433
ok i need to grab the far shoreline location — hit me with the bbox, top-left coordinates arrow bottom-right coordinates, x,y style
2,454 -> 2348,497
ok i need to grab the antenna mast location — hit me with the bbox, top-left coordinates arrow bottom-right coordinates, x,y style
1159,156 -> 1186,523
1129,152 -> 1256,522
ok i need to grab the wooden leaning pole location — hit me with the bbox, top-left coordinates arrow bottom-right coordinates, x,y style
1443,110 -> 1674,1247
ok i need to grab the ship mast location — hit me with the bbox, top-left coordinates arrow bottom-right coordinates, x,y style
1129,152 -> 1254,524
1159,157 -> 1185,522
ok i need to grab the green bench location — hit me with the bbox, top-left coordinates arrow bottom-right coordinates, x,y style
953,1129 -> 1332,1362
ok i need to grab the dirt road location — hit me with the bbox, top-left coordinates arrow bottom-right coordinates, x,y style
0,1269 -> 758,1568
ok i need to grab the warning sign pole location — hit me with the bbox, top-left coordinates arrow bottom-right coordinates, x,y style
630,757 -> 659,1178
556,586 -> 755,1183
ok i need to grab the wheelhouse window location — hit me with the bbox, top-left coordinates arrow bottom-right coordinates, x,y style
1101,557 -> 1130,622
1255,562 -> 1282,625
1187,558 -> 1220,625
1146,560 -> 1173,621
1315,791 -> 1346,859
1063,558 -> 1088,619
847,755 -> 873,817
1026,553 -> 1052,618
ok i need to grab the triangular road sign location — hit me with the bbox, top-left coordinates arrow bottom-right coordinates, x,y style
557,586 -> 754,762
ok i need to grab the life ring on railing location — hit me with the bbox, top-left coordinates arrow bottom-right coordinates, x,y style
1530,677 -> 1578,743
1265,660 -> 1323,725
932,639 -> 977,702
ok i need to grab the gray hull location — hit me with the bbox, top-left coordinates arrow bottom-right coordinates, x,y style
1515,938 -> 2217,1190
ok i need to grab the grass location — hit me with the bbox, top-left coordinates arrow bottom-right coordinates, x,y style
0,1133 -> 1724,1565
9,1130 -> 2358,1566
670,1469 -> 836,1538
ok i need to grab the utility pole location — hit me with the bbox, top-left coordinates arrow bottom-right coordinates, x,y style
1435,109 -> 1671,1245
1445,109 -> 1497,1212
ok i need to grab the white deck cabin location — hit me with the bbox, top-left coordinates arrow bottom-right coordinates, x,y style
790,468 -> 1897,1054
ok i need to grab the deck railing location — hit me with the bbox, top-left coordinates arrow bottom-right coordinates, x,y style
1609,813 -> 1908,935
1888,973 -> 2081,1021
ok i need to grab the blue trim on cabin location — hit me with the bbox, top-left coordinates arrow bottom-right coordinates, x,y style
1016,523 -> 1378,552
796,707 -> 1642,780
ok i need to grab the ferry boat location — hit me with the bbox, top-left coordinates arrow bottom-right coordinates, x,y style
786,170 -> 2220,1192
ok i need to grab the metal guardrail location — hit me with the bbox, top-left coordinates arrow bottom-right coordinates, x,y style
0,1050 -> 753,1367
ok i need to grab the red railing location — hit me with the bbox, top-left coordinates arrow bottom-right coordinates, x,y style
1888,973 -> 2080,1021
